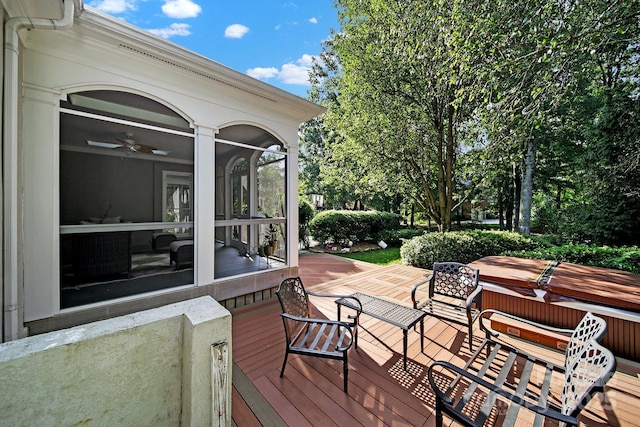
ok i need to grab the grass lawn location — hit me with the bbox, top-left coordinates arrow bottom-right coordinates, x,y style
336,247 -> 402,266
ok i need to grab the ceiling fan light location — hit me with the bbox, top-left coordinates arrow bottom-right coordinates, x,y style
152,150 -> 170,156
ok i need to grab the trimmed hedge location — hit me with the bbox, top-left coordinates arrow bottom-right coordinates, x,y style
401,230 -> 640,274
400,230 -> 539,268
506,244 -> 640,274
309,210 -> 402,244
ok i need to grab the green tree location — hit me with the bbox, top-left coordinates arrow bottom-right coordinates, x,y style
301,0 -> 640,243
472,0 -> 640,236
321,0 -> 494,231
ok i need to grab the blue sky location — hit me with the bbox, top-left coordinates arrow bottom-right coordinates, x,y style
87,0 -> 339,98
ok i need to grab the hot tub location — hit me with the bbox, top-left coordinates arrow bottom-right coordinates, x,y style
468,256 -> 640,361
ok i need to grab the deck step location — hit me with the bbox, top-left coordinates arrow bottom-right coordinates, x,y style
232,363 -> 287,427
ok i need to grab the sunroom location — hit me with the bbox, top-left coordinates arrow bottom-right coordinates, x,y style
4,1 -> 324,338
59,91 -> 291,307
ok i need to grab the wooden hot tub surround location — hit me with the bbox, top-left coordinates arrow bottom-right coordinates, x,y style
468,256 -> 640,362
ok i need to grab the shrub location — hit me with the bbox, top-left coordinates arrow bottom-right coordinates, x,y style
401,229 -> 640,274
309,210 -> 402,244
401,232 -> 477,267
462,229 -> 539,255
401,230 -> 539,269
506,244 -> 640,274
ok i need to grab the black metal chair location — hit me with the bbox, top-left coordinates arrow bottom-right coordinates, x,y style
411,262 -> 482,350
275,277 -> 361,392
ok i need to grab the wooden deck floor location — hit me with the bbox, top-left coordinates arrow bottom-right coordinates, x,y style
231,253 -> 640,426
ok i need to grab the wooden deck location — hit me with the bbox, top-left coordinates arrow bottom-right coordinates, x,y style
231,253 -> 640,426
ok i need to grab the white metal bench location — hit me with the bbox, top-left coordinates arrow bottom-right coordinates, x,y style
427,311 -> 615,427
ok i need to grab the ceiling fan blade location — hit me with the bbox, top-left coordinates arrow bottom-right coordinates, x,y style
132,144 -> 154,154
87,140 -> 123,149
88,136 -> 169,156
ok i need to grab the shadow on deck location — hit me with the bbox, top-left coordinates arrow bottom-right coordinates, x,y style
231,253 -> 640,427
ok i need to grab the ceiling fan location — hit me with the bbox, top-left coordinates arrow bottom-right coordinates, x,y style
86,132 -> 170,156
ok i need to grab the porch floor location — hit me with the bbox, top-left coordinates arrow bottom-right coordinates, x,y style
231,252 -> 640,426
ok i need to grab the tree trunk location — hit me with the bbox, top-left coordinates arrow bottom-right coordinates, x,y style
444,104 -> 455,230
410,204 -> 415,228
436,103 -> 456,232
519,139 -> 536,235
436,125 -> 447,231
512,162 -> 521,232
497,187 -> 505,230
504,172 -> 513,231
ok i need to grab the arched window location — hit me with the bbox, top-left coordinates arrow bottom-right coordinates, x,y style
214,126 -> 288,279
59,90 -> 195,308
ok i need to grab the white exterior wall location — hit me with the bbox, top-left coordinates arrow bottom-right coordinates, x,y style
0,296 -> 232,426
10,7 -> 321,328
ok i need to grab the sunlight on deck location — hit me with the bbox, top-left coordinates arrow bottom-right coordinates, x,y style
231,253 -> 640,427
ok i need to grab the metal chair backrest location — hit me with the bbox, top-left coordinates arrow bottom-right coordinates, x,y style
565,312 -> 608,367
431,262 -> 479,299
276,277 -> 312,339
561,339 -> 616,418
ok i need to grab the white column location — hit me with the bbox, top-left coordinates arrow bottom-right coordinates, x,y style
23,86 -> 61,323
194,125 -> 216,285
287,145 -> 299,268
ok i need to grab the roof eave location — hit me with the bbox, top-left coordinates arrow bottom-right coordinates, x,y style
78,6 -> 326,122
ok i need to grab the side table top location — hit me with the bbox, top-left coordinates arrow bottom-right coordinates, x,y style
336,292 -> 425,330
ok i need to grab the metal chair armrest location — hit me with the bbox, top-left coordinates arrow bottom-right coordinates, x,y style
465,285 -> 483,313
307,290 -> 350,299
308,291 -> 362,311
428,360 -> 579,426
411,277 -> 431,309
325,294 -> 363,321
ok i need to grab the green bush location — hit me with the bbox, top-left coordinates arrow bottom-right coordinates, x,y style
506,244 -> 640,274
309,210 -> 402,244
400,229 -> 640,274
400,230 -> 539,268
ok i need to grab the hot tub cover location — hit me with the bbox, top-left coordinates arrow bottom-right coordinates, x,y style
469,256 -> 640,312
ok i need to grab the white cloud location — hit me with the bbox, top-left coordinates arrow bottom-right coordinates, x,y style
296,54 -> 314,67
247,67 -> 279,80
308,17 -> 318,24
162,0 -> 202,19
279,63 -> 311,85
148,23 -> 192,39
89,0 -> 137,14
225,24 -> 250,39
248,54 -> 316,86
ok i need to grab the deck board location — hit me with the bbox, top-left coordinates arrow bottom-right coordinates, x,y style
231,252 -> 640,426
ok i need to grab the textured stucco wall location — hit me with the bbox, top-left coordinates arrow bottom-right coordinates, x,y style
0,296 -> 232,426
